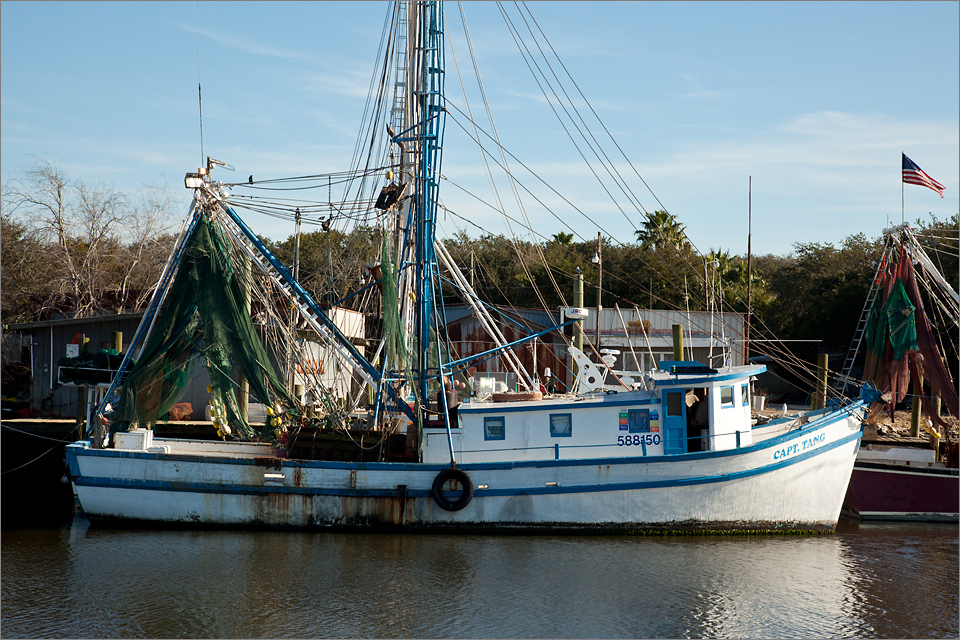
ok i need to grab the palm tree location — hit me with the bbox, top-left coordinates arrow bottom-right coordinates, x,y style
635,210 -> 689,251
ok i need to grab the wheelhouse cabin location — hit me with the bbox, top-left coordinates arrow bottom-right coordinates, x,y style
423,361 -> 766,464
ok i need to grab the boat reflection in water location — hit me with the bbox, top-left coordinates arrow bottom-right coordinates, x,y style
2,518 -> 956,638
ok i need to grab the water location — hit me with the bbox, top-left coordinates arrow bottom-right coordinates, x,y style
2,515 -> 957,639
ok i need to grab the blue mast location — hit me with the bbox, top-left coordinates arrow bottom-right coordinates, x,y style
414,0 -> 445,416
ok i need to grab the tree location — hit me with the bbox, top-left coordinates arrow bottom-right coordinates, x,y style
266,224 -> 381,309
1,158 -> 176,322
0,215 -> 53,323
635,210 -> 690,252
761,233 -> 883,362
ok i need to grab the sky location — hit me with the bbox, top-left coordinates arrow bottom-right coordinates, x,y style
2,1 -> 958,257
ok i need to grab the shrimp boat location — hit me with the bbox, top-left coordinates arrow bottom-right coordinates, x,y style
65,1 -> 874,532
840,222 -> 959,521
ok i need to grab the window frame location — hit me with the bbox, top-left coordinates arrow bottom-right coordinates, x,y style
720,385 -> 735,407
550,413 -> 573,438
628,409 -> 651,433
741,384 -> 750,407
665,391 -> 684,417
484,416 -> 505,441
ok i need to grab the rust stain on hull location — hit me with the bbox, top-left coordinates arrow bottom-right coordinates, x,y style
335,495 -> 414,526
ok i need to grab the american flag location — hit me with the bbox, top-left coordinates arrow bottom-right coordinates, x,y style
902,153 -> 945,198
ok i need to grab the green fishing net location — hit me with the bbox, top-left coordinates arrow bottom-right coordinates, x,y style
865,278 -> 919,362
109,214 -> 298,441
884,279 -> 918,361
380,230 -> 421,446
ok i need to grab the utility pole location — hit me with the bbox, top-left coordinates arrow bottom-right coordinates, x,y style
592,232 -> 602,354
574,268 -> 584,353
703,260 -> 709,311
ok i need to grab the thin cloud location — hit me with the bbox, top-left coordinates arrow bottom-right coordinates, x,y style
649,111 -> 958,183
175,22 -> 311,62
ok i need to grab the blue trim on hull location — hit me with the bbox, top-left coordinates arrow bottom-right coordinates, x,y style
70,427 -> 862,501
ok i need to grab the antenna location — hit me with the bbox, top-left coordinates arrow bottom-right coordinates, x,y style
194,1 -> 204,165
746,175 -> 752,364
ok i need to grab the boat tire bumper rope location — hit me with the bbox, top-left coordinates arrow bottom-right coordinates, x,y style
431,467 -> 474,511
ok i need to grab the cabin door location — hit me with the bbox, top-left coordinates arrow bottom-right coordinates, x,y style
662,390 -> 686,454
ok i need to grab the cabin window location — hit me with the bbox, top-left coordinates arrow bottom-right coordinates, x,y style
720,386 -> 735,407
666,392 -> 683,417
550,413 -> 572,437
484,417 -> 505,440
741,384 -> 750,407
628,409 -> 650,433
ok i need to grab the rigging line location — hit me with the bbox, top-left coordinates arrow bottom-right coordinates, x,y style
453,2 -> 566,311
226,205 -> 377,226
358,6 -> 402,199
929,246 -> 960,259
436,217 -> 548,338
437,198 -> 695,316
343,3 -> 395,207
0,423 -> 79,444
915,260 -> 960,337
227,168 -> 386,186
446,5 -> 501,213
444,109 -> 612,253
231,183 -> 372,193
438,172 -> 694,310
503,11 -> 702,293
443,104 -> 718,300
227,192 -> 377,205
437,214 -> 682,373
514,2 -> 719,282
442,109 -> 599,240
228,200 -> 375,220
510,1 -> 644,230
918,263 -> 960,322
918,232 -> 960,241
0,434 -> 76,474
519,2 -> 669,218
918,270 -> 959,376
496,3 -> 637,232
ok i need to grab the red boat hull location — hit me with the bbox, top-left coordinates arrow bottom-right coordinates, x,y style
845,461 -> 959,521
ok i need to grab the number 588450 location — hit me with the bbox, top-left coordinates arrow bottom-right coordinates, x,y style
617,434 -> 660,446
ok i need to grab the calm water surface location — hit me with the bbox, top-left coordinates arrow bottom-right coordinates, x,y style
2,514 -> 957,639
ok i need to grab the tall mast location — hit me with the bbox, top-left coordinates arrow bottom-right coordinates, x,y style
412,0 -> 445,415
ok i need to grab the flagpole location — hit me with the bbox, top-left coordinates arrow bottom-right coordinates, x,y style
901,152 -> 904,224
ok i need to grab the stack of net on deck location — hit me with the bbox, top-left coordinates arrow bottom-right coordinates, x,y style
109,214 -> 298,442
863,251 -> 958,431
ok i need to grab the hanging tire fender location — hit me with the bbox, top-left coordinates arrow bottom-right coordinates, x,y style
430,467 -> 474,511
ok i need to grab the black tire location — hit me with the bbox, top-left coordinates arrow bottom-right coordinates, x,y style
431,467 -> 474,511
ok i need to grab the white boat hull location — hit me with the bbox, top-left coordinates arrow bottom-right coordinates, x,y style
67,406 -> 864,532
